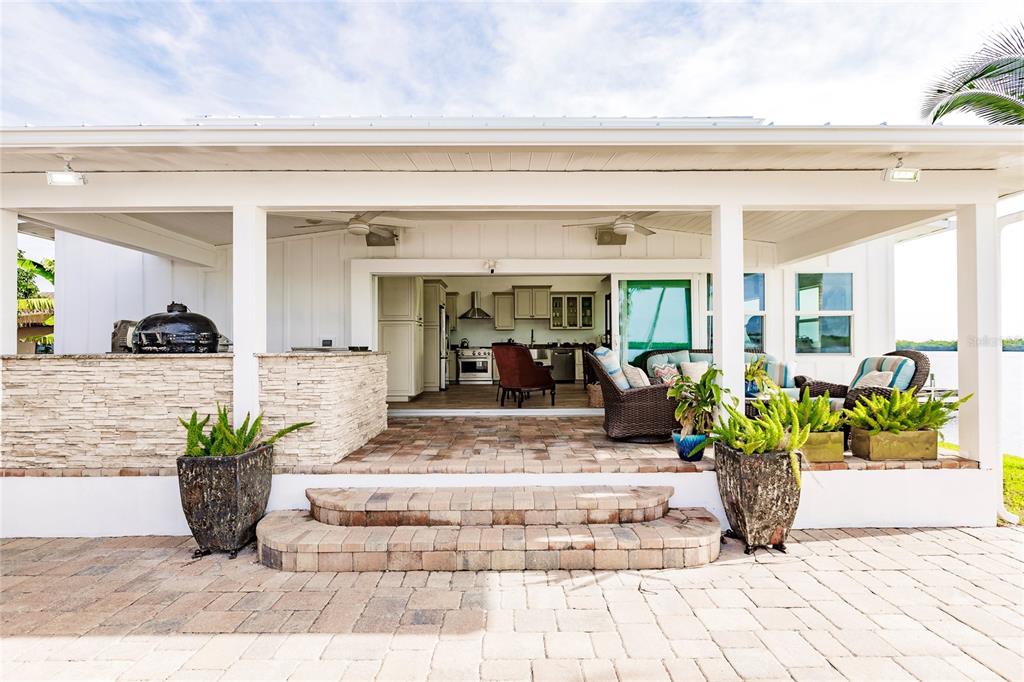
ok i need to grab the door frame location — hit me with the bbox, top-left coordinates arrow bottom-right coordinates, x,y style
610,272 -> 707,360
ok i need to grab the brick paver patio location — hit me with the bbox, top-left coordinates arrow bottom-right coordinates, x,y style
2,526 -> 1022,681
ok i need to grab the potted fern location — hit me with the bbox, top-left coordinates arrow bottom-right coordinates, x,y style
845,388 -> 970,461
666,366 -> 723,461
792,390 -> 845,463
177,406 -> 312,558
711,393 -> 808,554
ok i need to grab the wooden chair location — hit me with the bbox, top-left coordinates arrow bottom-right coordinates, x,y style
491,343 -> 556,408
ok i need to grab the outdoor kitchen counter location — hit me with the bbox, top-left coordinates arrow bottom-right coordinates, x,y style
0,352 -> 388,473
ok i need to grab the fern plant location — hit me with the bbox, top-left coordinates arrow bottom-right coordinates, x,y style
179,404 -> 313,457
791,390 -> 844,433
712,394 -> 810,487
844,388 -> 971,436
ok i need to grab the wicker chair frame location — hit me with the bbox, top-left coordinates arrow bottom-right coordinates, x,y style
585,352 -> 678,443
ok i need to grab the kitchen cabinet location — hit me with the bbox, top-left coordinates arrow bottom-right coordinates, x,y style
423,279 -> 447,326
549,292 -> 595,330
574,349 -> 585,383
379,276 -> 423,322
422,280 -> 447,392
445,292 -> 460,333
513,286 -> 551,319
378,320 -> 423,401
493,292 -> 515,331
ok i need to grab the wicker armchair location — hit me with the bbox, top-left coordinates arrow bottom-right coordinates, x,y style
793,350 -> 930,409
585,352 -> 677,443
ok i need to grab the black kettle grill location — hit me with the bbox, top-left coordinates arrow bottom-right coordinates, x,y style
132,302 -> 219,353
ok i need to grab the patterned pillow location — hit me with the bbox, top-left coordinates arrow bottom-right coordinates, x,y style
852,370 -> 893,389
622,364 -> 651,388
850,356 -> 917,390
645,350 -> 690,376
593,347 -> 630,390
652,363 -> 680,384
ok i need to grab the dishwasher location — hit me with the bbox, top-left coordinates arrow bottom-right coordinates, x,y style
551,349 -> 576,383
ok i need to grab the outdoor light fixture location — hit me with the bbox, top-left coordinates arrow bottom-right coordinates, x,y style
882,156 -> 920,183
46,156 -> 87,186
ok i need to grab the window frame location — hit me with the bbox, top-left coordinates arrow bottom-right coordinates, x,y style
793,272 -> 855,355
705,272 -> 767,353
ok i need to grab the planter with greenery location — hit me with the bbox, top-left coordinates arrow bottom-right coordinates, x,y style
785,390 -> 845,463
844,388 -> 970,461
665,366 -> 723,461
177,406 -> 312,558
711,394 -> 809,553
743,357 -> 773,397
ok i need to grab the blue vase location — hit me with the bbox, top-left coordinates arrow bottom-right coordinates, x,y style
745,380 -> 759,398
672,431 -> 707,462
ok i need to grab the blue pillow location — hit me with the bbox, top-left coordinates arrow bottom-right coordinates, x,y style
593,347 -> 630,390
850,356 -> 917,391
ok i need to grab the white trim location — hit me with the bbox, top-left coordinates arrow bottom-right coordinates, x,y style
1,210 -> 17,355
389,408 -> 604,418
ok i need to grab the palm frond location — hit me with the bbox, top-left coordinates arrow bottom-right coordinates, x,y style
17,257 -> 55,284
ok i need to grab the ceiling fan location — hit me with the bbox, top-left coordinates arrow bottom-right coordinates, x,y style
286,211 -> 410,239
563,212 -> 661,244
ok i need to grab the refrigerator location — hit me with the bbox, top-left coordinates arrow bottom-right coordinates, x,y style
438,304 -> 449,390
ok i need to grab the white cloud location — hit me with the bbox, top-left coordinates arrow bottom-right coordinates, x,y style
2,1 -> 1021,125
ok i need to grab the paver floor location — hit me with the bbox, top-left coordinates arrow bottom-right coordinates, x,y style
2,526 -> 1022,681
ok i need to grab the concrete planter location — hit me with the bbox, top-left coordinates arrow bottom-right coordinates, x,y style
802,431 -> 845,463
176,445 -> 273,558
715,444 -> 800,554
850,428 -> 938,461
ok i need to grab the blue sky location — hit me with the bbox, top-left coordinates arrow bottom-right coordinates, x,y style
5,1 -> 1023,337
3,1 -> 1022,125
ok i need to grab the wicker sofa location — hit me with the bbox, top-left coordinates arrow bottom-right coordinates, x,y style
585,352 -> 677,442
793,349 -> 931,410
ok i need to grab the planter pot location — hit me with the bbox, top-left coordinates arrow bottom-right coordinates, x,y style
715,444 -> 800,553
176,445 -> 273,558
672,430 -> 707,462
802,431 -> 845,463
850,427 -> 938,461
744,380 -> 760,398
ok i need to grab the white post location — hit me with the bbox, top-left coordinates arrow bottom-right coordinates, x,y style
956,203 -> 1001,500
712,204 -> 745,400
232,206 -> 267,420
0,210 -> 18,355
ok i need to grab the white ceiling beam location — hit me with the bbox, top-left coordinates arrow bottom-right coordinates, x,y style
774,210 -> 950,265
19,212 -> 218,267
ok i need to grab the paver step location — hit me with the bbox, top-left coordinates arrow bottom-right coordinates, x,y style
256,508 -> 721,572
306,485 -> 673,526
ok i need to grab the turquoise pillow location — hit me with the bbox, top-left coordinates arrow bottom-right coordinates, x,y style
667,350 -> 691,367
645,352 -> 673,376
594,347 -> 630,390
850,356 -> 917,391
689,352 -> 713,366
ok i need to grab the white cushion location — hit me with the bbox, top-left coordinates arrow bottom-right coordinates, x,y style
622,364 -> 651,388
679,361 -> 709,382
852,370 -> 893,389
593,347 -> 630,390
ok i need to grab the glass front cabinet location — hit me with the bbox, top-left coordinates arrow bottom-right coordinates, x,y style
549,293 -> 595,330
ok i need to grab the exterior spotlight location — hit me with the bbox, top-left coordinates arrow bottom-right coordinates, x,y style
882,156 -> 920,183
46,156 -> 87,186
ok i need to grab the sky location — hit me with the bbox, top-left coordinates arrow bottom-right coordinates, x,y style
4,1 -> 1023,338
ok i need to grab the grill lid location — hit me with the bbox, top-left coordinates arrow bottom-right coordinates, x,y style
132,301 -> 219,353
459,291 -> 492,320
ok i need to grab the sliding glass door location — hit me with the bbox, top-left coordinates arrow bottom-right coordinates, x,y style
618,279 -> 693,363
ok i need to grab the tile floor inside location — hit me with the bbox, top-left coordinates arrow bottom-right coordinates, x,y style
2,526 -> 1021,681
388,383 -> 593,410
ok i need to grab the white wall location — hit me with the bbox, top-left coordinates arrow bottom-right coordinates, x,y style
53,222 -> 895,385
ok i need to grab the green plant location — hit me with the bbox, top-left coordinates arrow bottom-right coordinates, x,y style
744,357 -> 775,393
179,404 -> 313,457
666,366 -> 724,435
712,395 -> 809,487
791,389 -> 844,433
844,388 -> 972,435
922,22 -> 1024,125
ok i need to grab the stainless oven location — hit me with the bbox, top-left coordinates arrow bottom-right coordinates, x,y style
457,348 -> 492,384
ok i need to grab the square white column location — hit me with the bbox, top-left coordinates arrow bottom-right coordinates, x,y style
956,203 -> 1001,486
1,210 -> 18,356
232,206 -> 268,420
712,204 -> 745,400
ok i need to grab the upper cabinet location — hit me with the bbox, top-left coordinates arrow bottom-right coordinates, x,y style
422,279 -> 448,326
493,292 -> 515,331
550,292 -> 595,330
513,286 -> 551,319
379,277 -> 424,322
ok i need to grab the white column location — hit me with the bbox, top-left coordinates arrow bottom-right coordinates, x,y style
956,204 -> 1001,486
712,204 -> 745,400
1,210 -> 18,355
232,206 -> 267,420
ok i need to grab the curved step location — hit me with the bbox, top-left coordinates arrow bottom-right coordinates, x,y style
306,485 -> 673,526
256,508 -> 720,572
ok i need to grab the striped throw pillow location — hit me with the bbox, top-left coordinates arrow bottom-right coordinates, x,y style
850,356 -> 917,391
593,347 -> 630,390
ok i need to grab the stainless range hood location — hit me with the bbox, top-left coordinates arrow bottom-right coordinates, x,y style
459,291 -> 492,320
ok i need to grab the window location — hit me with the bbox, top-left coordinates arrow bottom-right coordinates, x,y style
619,279 -> 693,362
706,273 -> 766,352
795,273 -> 853,354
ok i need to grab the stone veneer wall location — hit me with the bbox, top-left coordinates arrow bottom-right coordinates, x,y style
1,355 -> 232,470
258,353 -> 388,468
